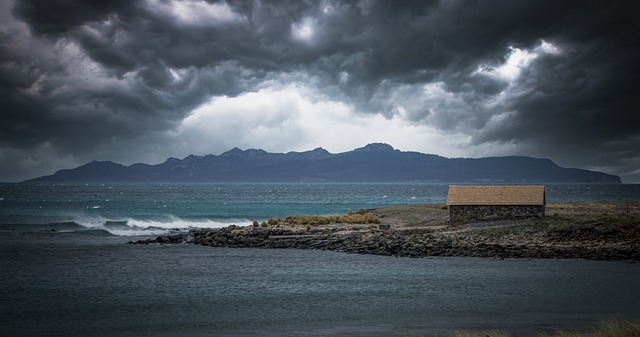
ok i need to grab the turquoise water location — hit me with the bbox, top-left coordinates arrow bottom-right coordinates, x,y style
1,183 -> 638,236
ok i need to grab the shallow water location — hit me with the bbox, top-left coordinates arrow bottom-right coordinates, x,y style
1,231 -> 639,337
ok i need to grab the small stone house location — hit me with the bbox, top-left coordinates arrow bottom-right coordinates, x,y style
447,185 -> 545,222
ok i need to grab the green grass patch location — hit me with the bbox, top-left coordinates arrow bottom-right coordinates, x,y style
465,214 -> 636,239
466,219 -> 555,238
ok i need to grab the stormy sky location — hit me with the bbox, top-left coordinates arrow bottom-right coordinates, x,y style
1,0 -> 639,182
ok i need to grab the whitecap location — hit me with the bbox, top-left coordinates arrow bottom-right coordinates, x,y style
68,214 -> 252,237
106,228 -> 171,237
126,217 -> 252,231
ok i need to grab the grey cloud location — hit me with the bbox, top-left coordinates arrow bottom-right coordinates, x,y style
1,0 -> 640,181
473,33 -> 640,177
12,0 -> 137,36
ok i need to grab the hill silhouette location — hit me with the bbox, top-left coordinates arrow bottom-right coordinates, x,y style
26,143 -> 621,184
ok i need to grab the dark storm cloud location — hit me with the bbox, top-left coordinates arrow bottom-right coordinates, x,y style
1,0 -> 639,181
470,4 -> 640,178
12,0 -> 136,36
3,0 -> 268,149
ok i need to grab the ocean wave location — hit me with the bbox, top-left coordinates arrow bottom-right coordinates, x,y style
51,216 -> 253,237
125,217 -> 252,230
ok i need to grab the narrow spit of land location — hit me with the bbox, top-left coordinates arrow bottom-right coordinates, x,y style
133,201 -> 640,261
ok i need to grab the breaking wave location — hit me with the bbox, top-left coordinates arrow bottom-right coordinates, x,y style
39,215 -> 253,237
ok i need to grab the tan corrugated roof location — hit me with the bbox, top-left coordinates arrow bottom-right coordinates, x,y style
447,185 -> 545,206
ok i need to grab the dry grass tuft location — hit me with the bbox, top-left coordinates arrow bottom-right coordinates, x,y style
590,319 -> 640,337
285,212 -> 381,225
452,320 -> 640,337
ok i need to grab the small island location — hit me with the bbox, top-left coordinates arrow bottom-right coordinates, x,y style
133,201 -> 640,261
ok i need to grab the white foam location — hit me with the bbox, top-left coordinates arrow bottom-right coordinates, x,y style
70,214 -> 252,236
106,228 -> 172,236
73,215 -> 111,229
126,217 -> 252,230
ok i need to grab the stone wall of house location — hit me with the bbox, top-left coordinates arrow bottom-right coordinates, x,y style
449,205 -> 545,222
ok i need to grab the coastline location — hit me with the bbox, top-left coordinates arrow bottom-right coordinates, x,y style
133,201 -> 640,261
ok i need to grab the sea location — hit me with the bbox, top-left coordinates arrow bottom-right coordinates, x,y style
1,183 -> 639,337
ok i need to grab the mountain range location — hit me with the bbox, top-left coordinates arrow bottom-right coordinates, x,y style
26,143 -> 621,183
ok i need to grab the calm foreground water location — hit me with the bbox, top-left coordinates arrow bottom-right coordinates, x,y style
1,183 -> 639,336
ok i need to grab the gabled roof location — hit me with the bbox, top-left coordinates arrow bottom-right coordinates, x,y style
447,185 -> 545,206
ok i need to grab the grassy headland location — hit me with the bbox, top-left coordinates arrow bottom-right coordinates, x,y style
135,201 -> 640,261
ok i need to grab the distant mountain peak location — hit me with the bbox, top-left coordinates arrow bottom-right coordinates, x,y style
355,143 -> 395,152
287,147 -> 329,154
244,148 -> 268,155
221,147 -> 243,156
83,160 -> 122,167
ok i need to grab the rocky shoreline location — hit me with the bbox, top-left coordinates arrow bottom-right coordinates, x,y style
131,202 -> 640,261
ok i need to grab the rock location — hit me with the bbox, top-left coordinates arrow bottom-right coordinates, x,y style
132,221 -> 639,262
